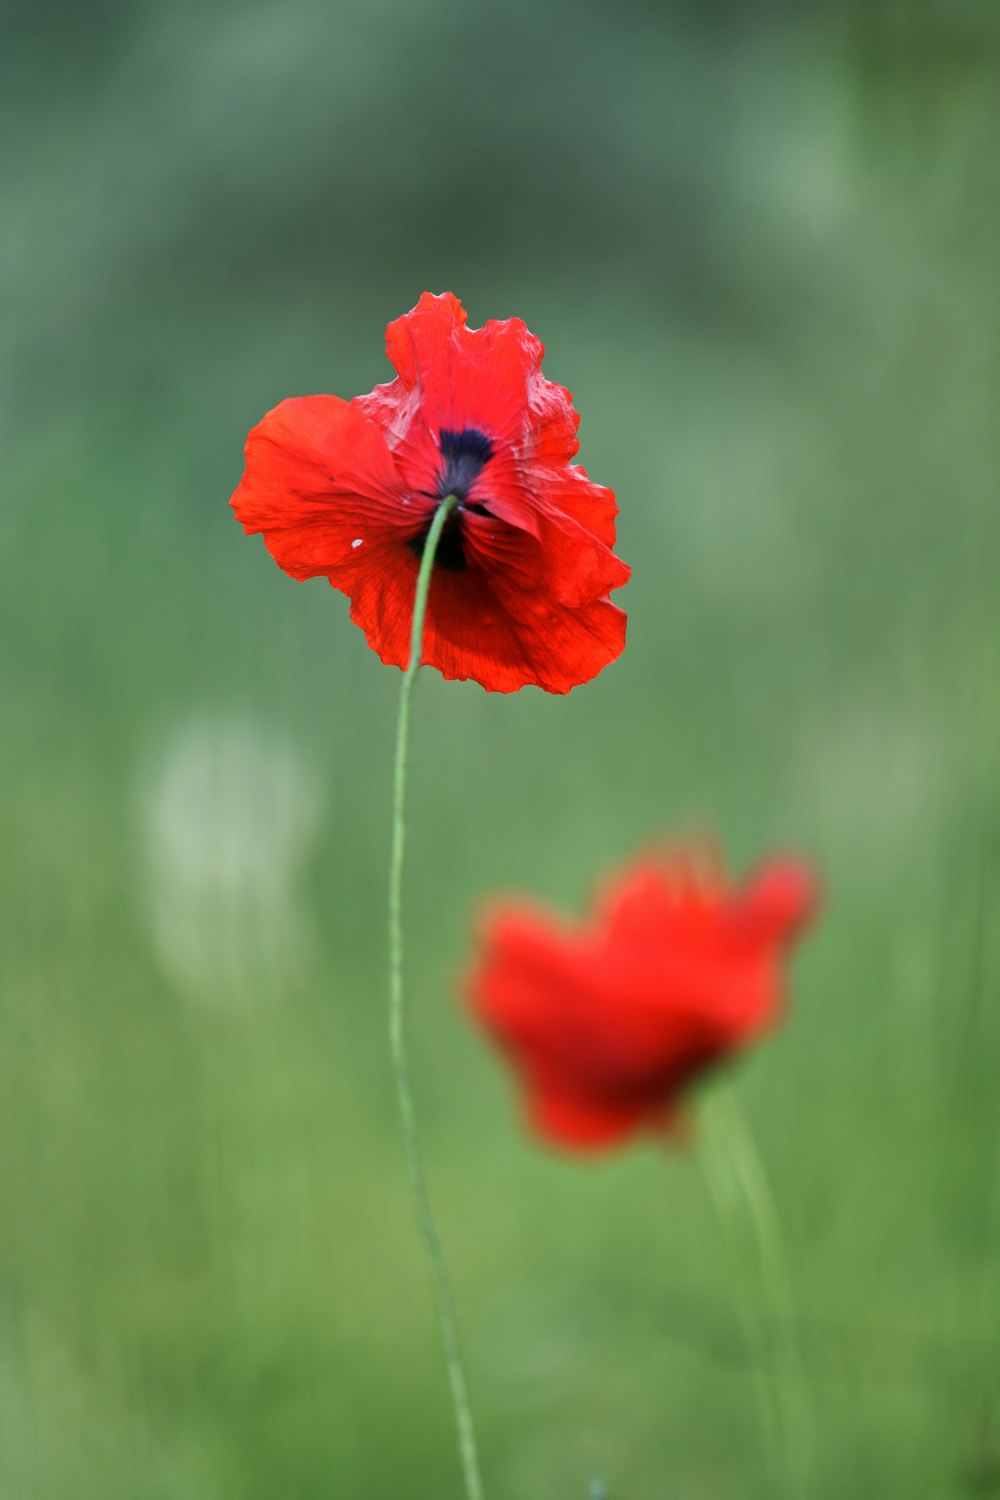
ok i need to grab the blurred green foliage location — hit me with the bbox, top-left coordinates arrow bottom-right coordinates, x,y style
2,1 -> 999,1496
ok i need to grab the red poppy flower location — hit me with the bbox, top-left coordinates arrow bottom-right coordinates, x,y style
230,292 -> 629,694
466,846 -> 819,1151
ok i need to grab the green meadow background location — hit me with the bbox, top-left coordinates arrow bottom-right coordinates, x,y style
3,2 -> 999,1496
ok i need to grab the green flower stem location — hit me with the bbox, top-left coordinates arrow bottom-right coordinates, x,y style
700,1085 -> 818,1499
388,493 -> 484,1500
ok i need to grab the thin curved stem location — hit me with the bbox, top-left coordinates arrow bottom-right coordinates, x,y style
388,493 -> 484,1500
700,1085 -> 819,1498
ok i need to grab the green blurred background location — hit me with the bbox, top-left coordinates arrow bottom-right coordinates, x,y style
3,1 -> 999,1495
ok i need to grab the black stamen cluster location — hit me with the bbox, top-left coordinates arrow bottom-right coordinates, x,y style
409,427 -> 495,572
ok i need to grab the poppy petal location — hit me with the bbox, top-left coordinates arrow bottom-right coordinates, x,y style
381,291 -> 547,444
231,396 -> 421,581
431,567 -> 627,695
520,372 -> 582,467
734,859 -> 820,942
466,455 -> 629,608
527,1086 -> 655,1151
340,524 -> 627,695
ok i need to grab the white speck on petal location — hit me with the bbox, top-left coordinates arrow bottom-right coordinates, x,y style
402,497 -> 411,506
351,538 -> 363,548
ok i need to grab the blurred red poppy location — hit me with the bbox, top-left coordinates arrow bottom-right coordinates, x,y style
231,292 -> 629,694
466,846 -> 819,1151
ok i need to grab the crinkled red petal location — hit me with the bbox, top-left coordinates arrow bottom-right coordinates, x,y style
374,292 -> 585,471
472,453 -> 628,607
230,395 -> 424,581
342,526 -> 627,695
381,291 -> 547,443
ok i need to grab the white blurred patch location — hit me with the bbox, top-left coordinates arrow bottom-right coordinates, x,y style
138,717 -> 322,1007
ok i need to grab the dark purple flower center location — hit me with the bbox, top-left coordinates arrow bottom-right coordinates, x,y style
410,427 -> 495,572
438,427 -> 494,502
